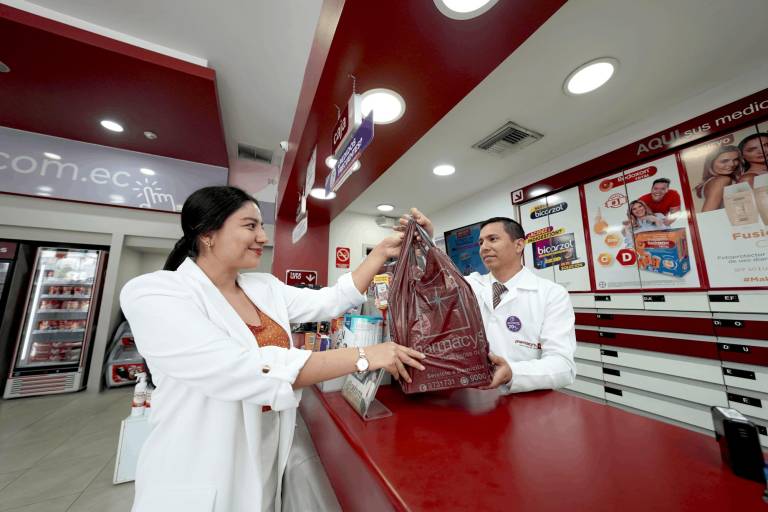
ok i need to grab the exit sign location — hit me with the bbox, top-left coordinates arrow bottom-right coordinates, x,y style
285,269 -> 318,287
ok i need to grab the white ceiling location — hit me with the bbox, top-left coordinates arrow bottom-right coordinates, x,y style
346,0 -> 768,216
13,0 -> 322,162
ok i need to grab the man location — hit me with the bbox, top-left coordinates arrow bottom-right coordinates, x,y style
637,178 -> 681,226
401,210 -> 576,393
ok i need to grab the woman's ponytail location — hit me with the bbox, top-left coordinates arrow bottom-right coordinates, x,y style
163,235 -> 195,271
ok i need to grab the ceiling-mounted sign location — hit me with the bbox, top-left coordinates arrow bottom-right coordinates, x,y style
304,147 -> 317,196
332,94 -> 362,158
292,216 -> 308,244
285,269 -> 318,287
0,126 -> 227,213
325,112 -> 374,195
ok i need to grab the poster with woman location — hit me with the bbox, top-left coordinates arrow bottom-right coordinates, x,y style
680,125 -> 768,287
584,156 -> 701,290
519,187 -> 591,291
621,155 -> 701,289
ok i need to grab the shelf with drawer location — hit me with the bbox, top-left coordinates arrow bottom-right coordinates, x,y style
566,376 -> 605,400
603,385 -> 715,431
641,293 -> 710,312
593,293 -> 645,310
716,338 -> 768,368
711,313 -> 768,341
721,362 -> 768,394
599,345 -> 724,384
602,365 -> 727,407
708,292 -> 768,314
575,359 -> 603,380
597,329 -> 719,361
575,342 -> 602,363
725,387 -> 768,421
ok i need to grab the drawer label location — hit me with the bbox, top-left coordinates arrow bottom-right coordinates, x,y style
601,349 -> 618,357
603,368 -> 621,376
758,425 -> 767,436
728,393 -> 762,408
598,331 -> 616,339
709,294 -> 740,303
604,386 -> 623,396
595,295 -> 612,302
596,313 -> 614,320
712,319 -> 744,328
718,343 -> 751,354
723,367 -> 756,380
643,295 -> 665,302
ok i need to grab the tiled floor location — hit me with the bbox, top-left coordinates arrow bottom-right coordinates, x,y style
0,388 -> 135,512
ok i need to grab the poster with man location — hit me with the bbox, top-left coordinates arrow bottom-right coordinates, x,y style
584,155 -> 701,290
679,125 -> 768,287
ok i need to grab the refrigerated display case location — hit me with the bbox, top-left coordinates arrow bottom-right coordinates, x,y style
4,247 -> 107,398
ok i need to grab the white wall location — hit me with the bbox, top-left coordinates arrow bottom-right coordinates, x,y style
429,62 -> 768,235
327,212 -> 393,284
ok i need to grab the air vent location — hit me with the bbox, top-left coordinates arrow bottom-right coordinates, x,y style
472,121 -> 543,156
237,143 -> 274,164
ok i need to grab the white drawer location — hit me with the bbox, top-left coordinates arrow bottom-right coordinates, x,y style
575,342 -> 601,363
566,376 -> 605,400
602,366 -> 727,407
575,359 -> 603,380
601,346 -> 724,385
721,362 -> 768,394
708,292 -> 768,314
641,293 -> 710,312
726,387 -> 768,421
748,416 -> 768,449
569,294 -> 595,308
604,385 -> 713,430
594,293 -> 645,310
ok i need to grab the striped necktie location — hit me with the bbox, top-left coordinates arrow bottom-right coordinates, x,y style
492,282 -> 507,309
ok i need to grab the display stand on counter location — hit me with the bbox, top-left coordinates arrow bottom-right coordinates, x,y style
104,320 -> 145,388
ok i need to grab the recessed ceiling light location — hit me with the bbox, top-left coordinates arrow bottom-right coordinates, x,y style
143,131 -> 158,140
564,58 -> 618,95
433,164 -> 455,176
351,160 -> 361,171
36,192 -> 51,197
434,0 -> 499,19
0,60 -> 9,73
109,194 -> 125,202
377,204 -> 395,212
37,186 -> 53,193
140,168 -> 156,176
310,187 -> 336,200
43,152 -> 61,160
100,120 -> 124,132
325,156 -> 337,169
361,88 -> 406,124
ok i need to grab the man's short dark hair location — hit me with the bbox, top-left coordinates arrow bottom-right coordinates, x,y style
480,217 -> 526,241
652,178 -> 671,186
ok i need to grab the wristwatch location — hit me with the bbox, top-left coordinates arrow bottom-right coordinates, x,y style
355,347 -> 370,374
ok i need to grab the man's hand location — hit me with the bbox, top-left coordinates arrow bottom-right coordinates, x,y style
479,353 -> 512,390
396,207 -> 435,239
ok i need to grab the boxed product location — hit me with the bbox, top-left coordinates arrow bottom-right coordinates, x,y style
634,228 -> 691,277
532,233 -> 578,269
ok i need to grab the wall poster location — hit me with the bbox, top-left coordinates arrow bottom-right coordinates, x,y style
680,125 -> 768,287
584,155 -> 701,290
520,186 -> 591,291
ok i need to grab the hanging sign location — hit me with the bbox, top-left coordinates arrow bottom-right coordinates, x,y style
325,112 -> 374,195
332,94 -> 362,158
285,270 -> 318,287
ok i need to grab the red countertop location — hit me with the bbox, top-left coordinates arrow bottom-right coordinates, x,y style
300,385 -> 766,511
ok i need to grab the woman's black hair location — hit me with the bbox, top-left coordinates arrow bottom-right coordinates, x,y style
163,186 -> 260,271
738,132 -> 768,172
141,186 -> 258,387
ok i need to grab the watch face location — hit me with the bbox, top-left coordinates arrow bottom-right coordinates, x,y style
356,358 -> 369,372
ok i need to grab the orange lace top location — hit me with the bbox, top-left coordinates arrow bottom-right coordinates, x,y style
247,310 -> 290,349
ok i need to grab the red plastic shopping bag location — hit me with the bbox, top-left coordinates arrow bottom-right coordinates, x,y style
389,220 -> 492,393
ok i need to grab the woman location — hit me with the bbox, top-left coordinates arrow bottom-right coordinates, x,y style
622,199 -> 665,247
693,145 -> 743,211
738,132 -> 768,187
120,186 -> 425,512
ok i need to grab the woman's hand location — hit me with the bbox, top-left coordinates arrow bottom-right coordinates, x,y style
396,208 -> 435,239
372,232 -> 405,260
365,342 -> 426,383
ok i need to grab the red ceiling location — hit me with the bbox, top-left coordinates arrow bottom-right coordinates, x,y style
0,5 -> 228,167
278,0 -> 567,224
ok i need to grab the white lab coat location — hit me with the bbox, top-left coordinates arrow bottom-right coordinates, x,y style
119,258 -> 365,512
465,267 -> 576,393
